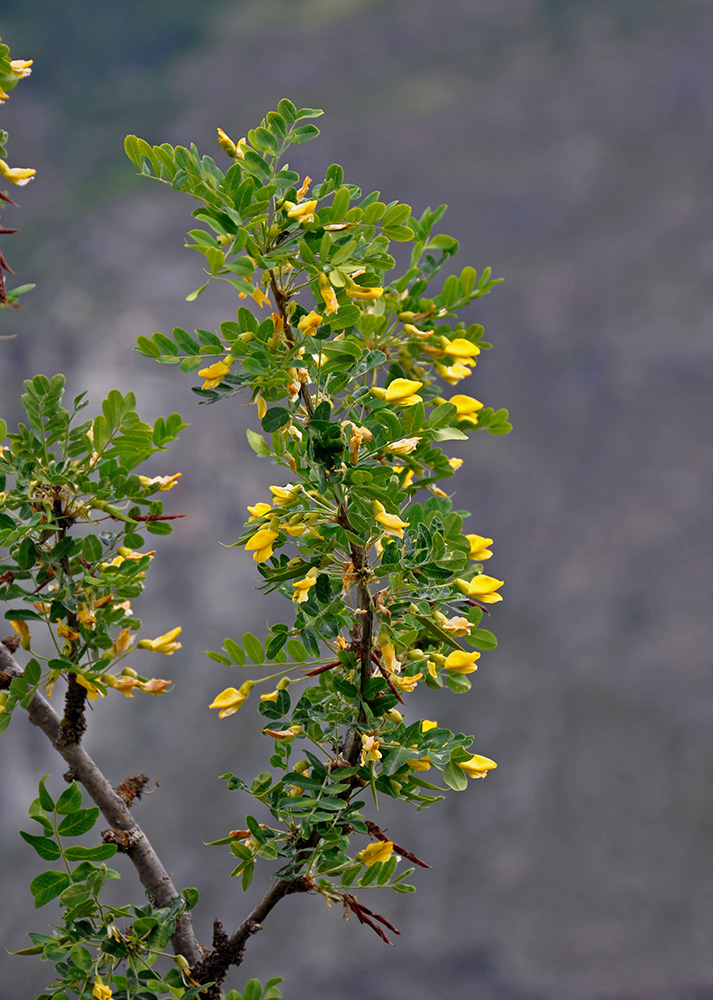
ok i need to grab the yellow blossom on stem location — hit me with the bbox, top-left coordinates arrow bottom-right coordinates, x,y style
443,650 -> 480,674
244,527 -> 279,563
0,159 -> 36,186
110,628 -> 134,657
297,310 -> 323,335
251,287 -> 271,308
247,502 -> 272,520
356,841 -> 394,866
137,678 -> 172,694
373,500 -> 409,539
198,355 -> 234,390
345,284 -> 383,300
75,674 -> 104,700
433,610 -> 472,636
379,642 -> 402,674
92,977 -> 112,1000
137,626 -> 182,654
295,175 -> 312,201
10,619 -> 31,650
443,337 -> 481,362
449,393 -> 484,425
387,436 -> 421,456
459,574 -> 504,603
269,483 -> 300,506
216,127 -> 237,157
10,59 -> 33,78
406,758 -> 432,771
138,472 -> 182,491
421,719 -> 438,732
448,457 -> 464,471
318,273 -> 339,314
392,672 -> 422,693
380,378 -> 423,407
77,608 -> 97,629
209,680 -> 254,719
286,199 -> 317,224
360,734 -> 382,765
292,569 -> 318,604
56,620 -> 80,641
101,674 -> 138,698
466,534 -> 493,560
458,754 -> 497,779
435,362 -> 471,385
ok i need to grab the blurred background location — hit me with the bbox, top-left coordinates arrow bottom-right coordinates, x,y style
1,1 -> 712,997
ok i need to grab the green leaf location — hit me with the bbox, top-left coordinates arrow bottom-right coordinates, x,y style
468,628 -> 497,651
285,638 -> 307,663
246,428 -> 271,456
30,870 -> 71,908
55,782 -> 82,815
242,632 -> 264,664
261,407 -> 291,433
63,844 -> 118,861
443,760 -> 469,791
19,831 -> 61,861
278,98 -> 297,122
224,638 -> 245,665
290,124 -> 320,144
182,887 -> 200,909
38,775 -> 54,811
243,979 -> 263,1000
57,807 -> 100,837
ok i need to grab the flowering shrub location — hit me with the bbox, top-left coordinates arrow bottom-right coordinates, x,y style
0,92 -> 510,999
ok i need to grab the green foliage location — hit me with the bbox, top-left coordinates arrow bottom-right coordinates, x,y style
1,99 -> 510,998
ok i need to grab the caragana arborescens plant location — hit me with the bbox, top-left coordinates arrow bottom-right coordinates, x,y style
0,95 -> 511,1000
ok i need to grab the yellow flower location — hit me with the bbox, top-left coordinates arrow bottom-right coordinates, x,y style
392,672 -> 422,693
297,310 -> 323,335
77,608 -> 97,629
198,355 -> 234,389
318,273 -> 339,314
433,611 -> 472,636
292,570 -> 318,603
448,457 -> 463,471
296,175 -> 312,201
462,574 -> 504,603
443,338 -> 481,362
0,87 -> 10,103
286,199 -> 317,224
435,362 -> 471,385
0,159 -> 36,186
379,642 -> 401,674
247,502 -> 272,519
383,378 -> 423,407
269,483 -> 300,506
92,977 -> 112,1000
209,681 -> 254,719
137,678 -> 171,694
10,60 -> 33,78
406,757 -> 432,771
137,626 -> 182,654
345,285 -> 383,300
216,127 -> 237,157
138,472 -> 182,491
387,436 -> 421,456
466,534 -> 493,560
75,674 -> 104,700
356,841 -> 394,866
56,620 -> 80,640
110,628 -> 134,657
260,690 -> 279,702
360,734 -> 382,765
244,528 -> 279,563
449,393 -> 484,425
10,619 -> 31,650
421,719 -> 438,732
458,754 -> 497,779
373,500 -> 409,539
101,674 -> 138,698
251,286 -> 271,308
443,650 -> 480,674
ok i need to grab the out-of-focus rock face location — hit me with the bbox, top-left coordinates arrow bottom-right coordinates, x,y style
1,2 -> 712,998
